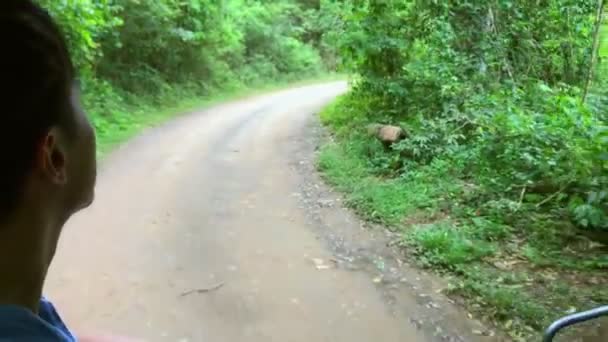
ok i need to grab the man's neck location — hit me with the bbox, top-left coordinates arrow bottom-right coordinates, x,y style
0,211 -> 54,314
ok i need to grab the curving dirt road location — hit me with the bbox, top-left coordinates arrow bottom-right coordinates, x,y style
45,82 -> 501,342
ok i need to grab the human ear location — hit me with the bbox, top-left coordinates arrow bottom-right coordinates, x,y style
39,127 -> 67,185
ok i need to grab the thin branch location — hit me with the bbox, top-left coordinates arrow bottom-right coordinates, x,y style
536,185 -> 569,209
583,0 -> 605,103
179,282 -> 225,297
449,118 -> 474,135
517,186 -> 527,210
488,6 -> 515,84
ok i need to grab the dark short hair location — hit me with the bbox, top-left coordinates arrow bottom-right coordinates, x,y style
0,0 -> 76,218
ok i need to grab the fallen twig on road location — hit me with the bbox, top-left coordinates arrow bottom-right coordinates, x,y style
179,282 -> 225,297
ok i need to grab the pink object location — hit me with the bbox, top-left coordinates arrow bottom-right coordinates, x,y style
78,334 -> 145,342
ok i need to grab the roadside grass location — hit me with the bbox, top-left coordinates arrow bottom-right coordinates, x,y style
92,74 -> 345,159
317,95 -> 608,341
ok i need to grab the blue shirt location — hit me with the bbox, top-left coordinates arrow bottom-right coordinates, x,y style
0,298 -> 76,341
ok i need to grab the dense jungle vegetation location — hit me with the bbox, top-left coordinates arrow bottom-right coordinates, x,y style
318,1 -> 608,340
41,0 -> 606,340
39,0 -> 338,155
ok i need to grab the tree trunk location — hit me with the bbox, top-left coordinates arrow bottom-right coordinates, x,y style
582,0 -> 605,103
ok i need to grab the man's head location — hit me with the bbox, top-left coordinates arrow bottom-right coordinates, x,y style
0,1 -> 96,232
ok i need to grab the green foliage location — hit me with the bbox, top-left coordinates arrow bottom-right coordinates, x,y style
406,222 -> 496,269
38,0 -> 122,73
319,94 -> 369,134
320,1 -> 608,337
40,0 -> 338,93
327,0 -> 606,232
38,0 -> 338,154
87,0 -> 334,93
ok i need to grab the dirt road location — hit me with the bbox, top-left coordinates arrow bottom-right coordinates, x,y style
46,82 -> 500,342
